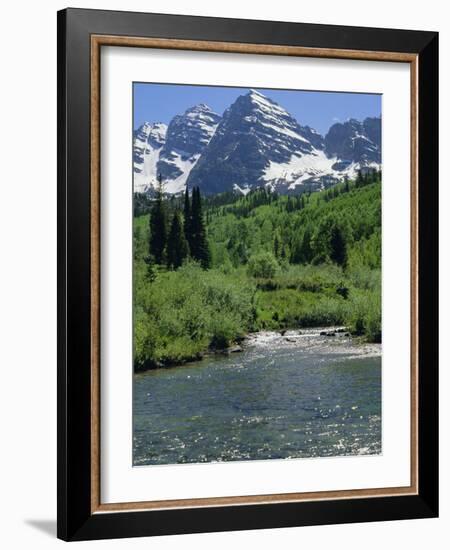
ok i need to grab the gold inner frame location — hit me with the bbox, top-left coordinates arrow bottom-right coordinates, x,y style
90,35 -> 419,514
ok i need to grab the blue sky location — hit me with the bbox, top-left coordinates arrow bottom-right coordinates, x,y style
133,82 -> 381,136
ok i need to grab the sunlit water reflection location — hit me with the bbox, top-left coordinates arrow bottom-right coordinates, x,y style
133,341 -> 381,466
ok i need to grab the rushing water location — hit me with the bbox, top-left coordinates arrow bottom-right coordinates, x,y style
133,334 -> 381,466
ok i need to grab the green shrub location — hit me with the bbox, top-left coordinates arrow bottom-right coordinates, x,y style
247,252 -> 280,279
347,288 -> 381,342
255,288 -> 347,330
133,262 -> 256,368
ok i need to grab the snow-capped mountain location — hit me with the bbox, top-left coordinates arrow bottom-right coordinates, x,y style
187,90 -> 322,194
133,104 -> 221,194
134,90 -> 381,195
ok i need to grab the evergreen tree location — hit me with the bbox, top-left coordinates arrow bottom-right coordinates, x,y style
300,227 -> 313,263
363,171 -> 370,186
273,229 -> 281,258
355,169 -> 364,188
290,237 -> 302,264
190,186 -> 211,268
183,185 -> 192,253
329,223 -> 347,266
149,174 -> 167,264
344,175 -> 350,193
166,210 -> 188,269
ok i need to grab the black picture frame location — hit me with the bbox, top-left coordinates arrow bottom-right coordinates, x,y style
57,7 -> 438,541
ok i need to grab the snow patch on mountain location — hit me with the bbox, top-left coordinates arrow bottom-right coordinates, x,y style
133,122 -> 167,193
233,183 -> 252,195
259,120 -> 310,143
161,151 -> 201,194
262,150 -> 363,190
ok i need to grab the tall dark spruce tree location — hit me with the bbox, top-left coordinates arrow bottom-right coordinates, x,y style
183,185 -> 192,254
329,224 -> 347,267
355,169 -> 364,188
190,186 -> 211,269
344,175 -> 350,193
167,210 -> 188,269
149,174 -> 167,264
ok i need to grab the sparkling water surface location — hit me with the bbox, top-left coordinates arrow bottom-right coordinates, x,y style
133,342 -> 381,466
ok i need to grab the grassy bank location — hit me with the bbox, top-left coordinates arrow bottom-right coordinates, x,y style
134,177 -> 381,370
134,261 -> 380,370
134,262 -> 256,370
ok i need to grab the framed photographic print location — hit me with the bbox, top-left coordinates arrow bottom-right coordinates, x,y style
57,8 -> 438,541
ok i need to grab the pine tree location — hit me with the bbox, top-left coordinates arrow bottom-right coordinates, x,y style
355,169 -> 364,188
273,230 -> 281,258
329,224 -> 347,267
149,174 -> 167,264
166,210 -> 188,269
344,175 -> 350,193
300,227 -> 313,263
183,185 -> 192,253
363,171 -> 370,186
190,186 -> 211,268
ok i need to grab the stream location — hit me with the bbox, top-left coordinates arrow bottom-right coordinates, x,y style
133,329 -> 381,466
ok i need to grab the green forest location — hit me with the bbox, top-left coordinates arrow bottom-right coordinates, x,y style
133,171 -> 382,370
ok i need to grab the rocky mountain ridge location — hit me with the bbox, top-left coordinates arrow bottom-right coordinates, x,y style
133,89 -> 381,195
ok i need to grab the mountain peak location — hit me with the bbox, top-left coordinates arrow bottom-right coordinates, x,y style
186,88 -> 322,194
185,103 -> 215,115
243,90 -> 295,124
135,121 -> 167,142
247,89 -> 278,106
248,88 -> 265,97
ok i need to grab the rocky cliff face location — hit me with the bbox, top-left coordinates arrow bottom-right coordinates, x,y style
325,117 -> 381,166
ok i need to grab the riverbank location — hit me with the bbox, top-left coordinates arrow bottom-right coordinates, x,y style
134,326 -> 381,372
244,327 -> 381,358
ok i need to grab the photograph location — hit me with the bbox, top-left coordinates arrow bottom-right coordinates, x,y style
132,83 -> 383,467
